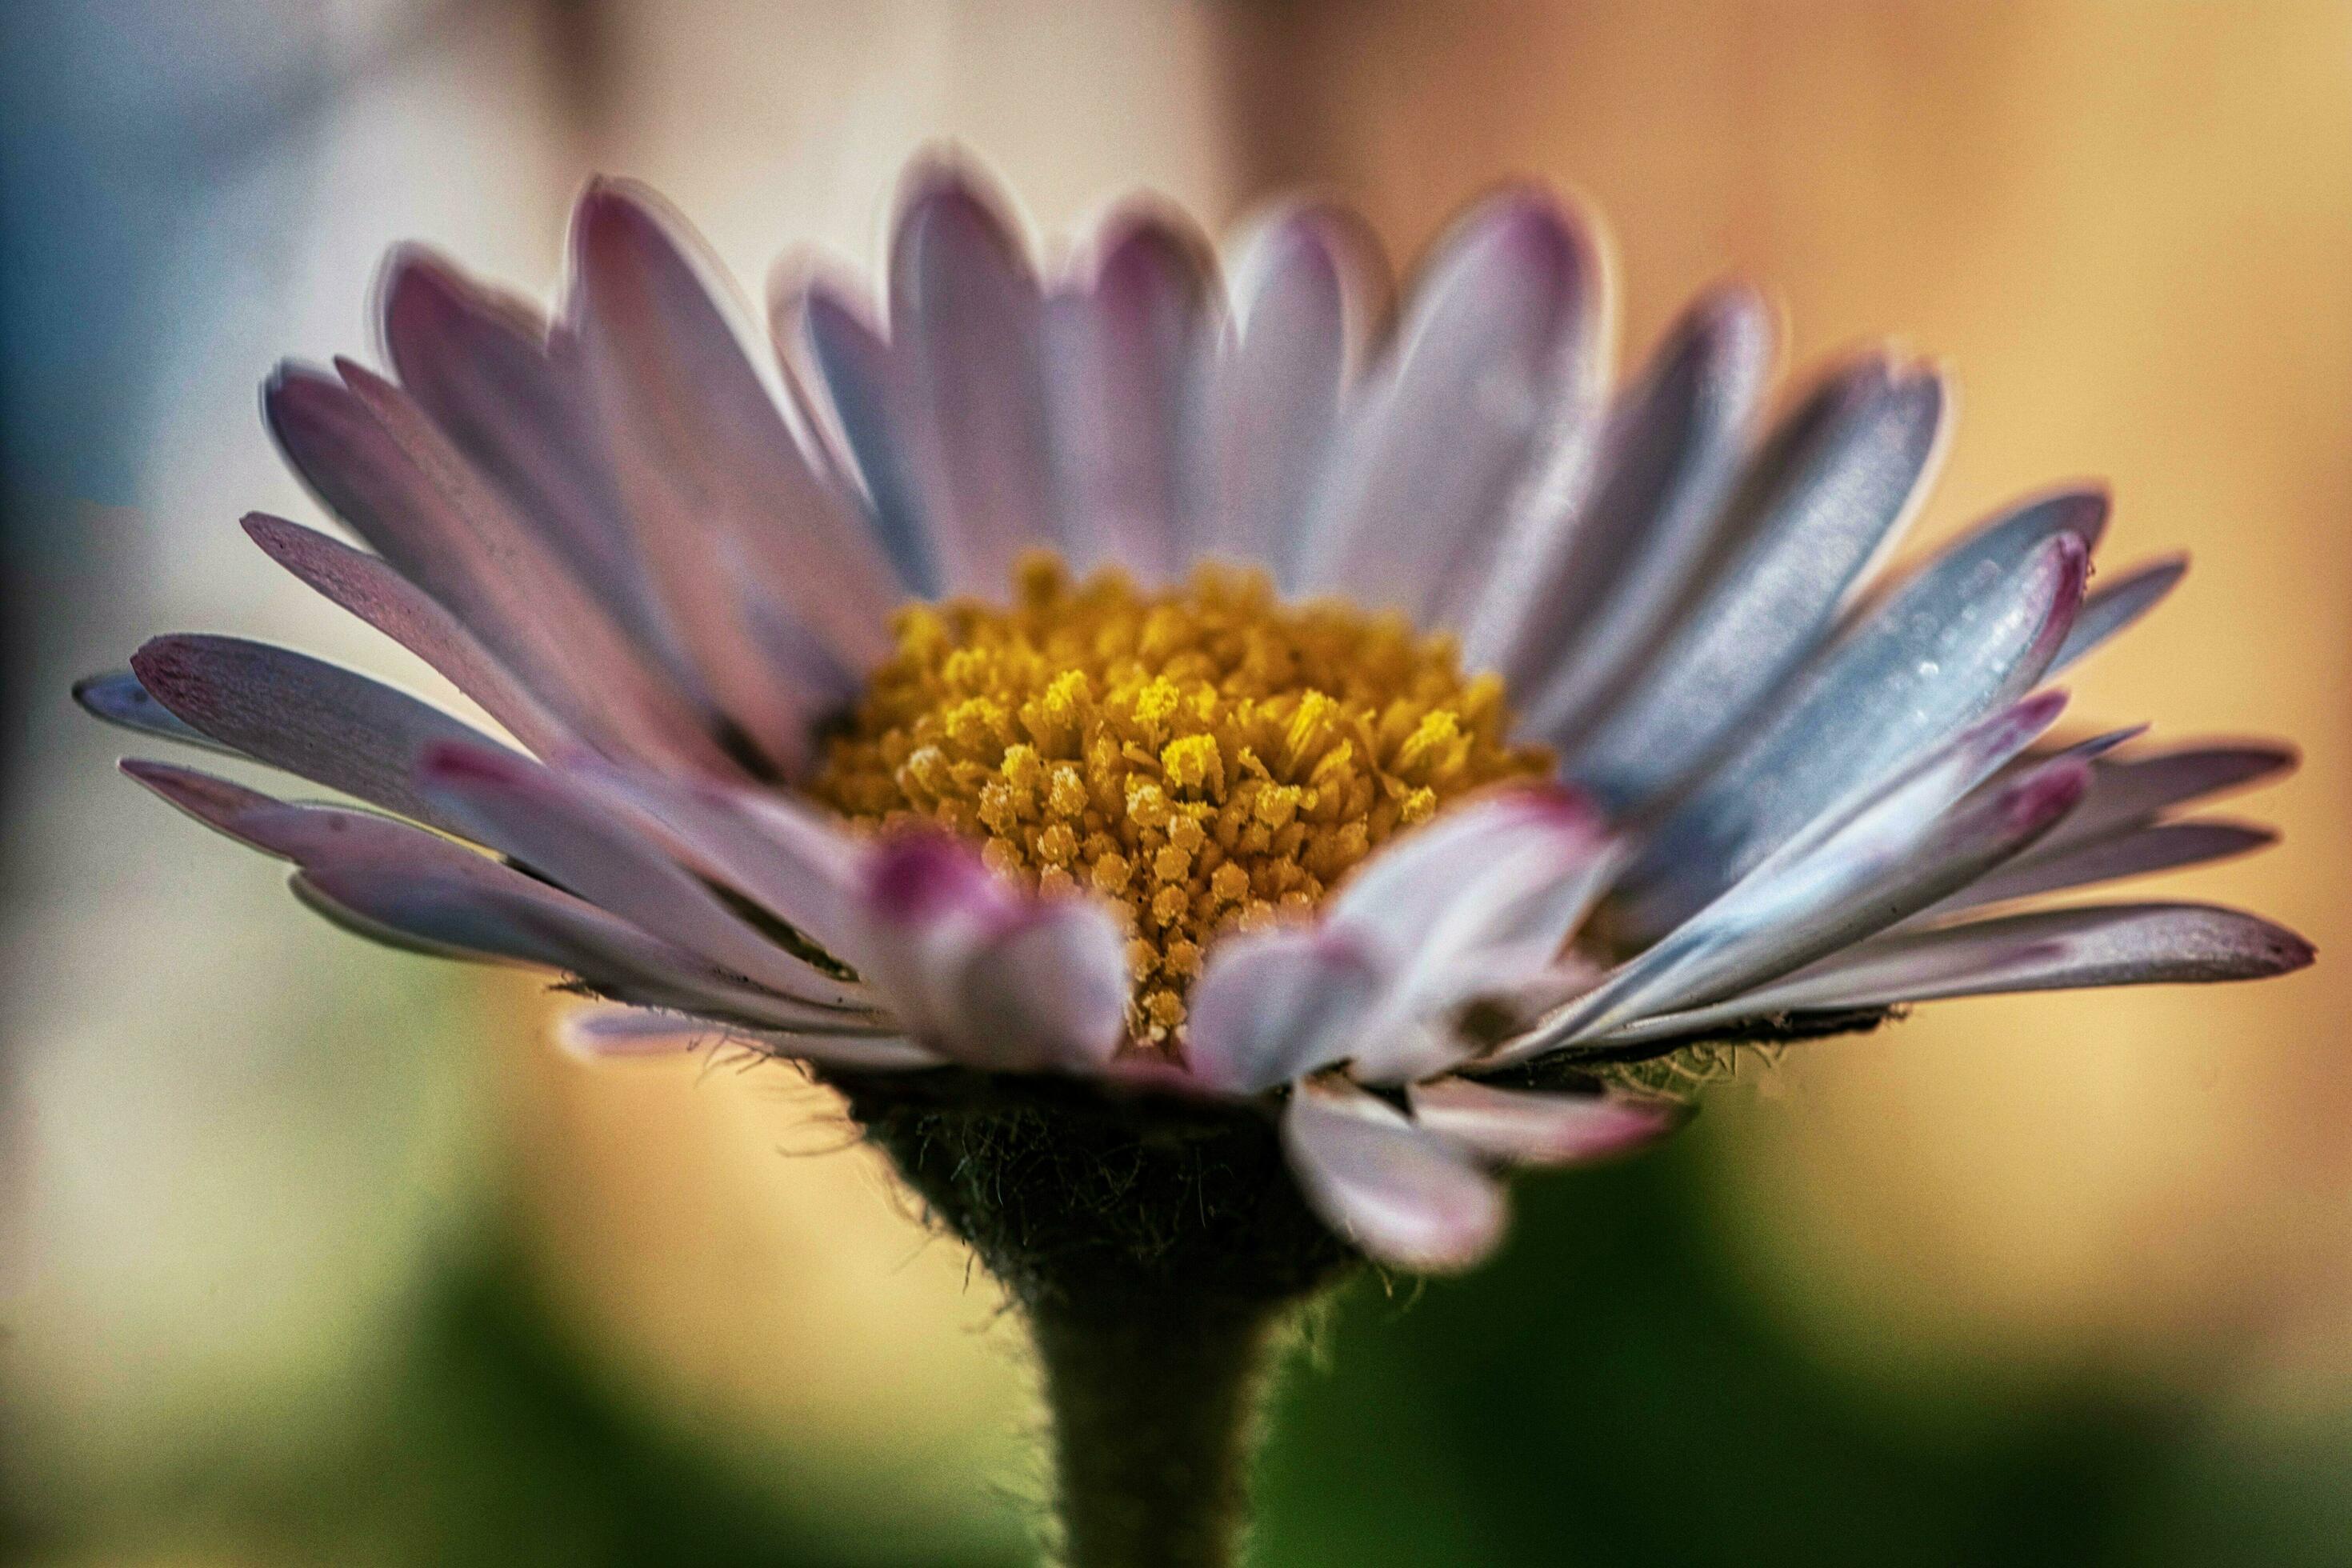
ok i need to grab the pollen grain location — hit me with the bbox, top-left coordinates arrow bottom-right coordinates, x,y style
810,554 -> 1550,1042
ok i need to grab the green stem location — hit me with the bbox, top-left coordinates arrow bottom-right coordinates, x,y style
1029,1299 -> 1286,1568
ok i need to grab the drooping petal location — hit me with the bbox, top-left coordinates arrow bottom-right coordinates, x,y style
556,1005 -> 943,1070
1282,1076 -> 1506,1272
1406,1077 -> 1686,1167
130,634 -> 526,838
418,741 -> 866,1007
122,758 -> 854,1027
1184,925 -> 1384,1094
1324,787 -> 1619,1082
1198,202 -> 1388,582
1617,502 -> 2091,937
887,159 -> 1059,595
2050,554 -> 2186,673
240,513 -> 574,757
1047,208 -> 1219,581
1592,902 -> 2314,1049
1569,359 -> 1948,810
1478,283 -> 1772,713
850,830 -> 1134,1074
1296,187 -> 1602,622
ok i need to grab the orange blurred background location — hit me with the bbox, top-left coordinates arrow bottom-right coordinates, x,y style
4,3 -> 2347,1562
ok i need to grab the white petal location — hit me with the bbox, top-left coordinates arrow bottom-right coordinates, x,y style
1198,202 -> 1386,582
954,898 -> 1132,1072
2050,554 -> 2185,673
1297,190 -> 1602,622
851,832 -> 1133,1074
557,1005 -> 943,1070
130,634 -> 528,839
1282,1077 -> 1506,1273
1184,926 -> 1383,1094
566,181 -> 901,674
1593,902 -> 2314,1049
419,742 -> 865,1007
242,512 -> 576,758
1407,1078 -> 1686,1166
122,760 -> 854,1028
887,160 -> 1059,595
1618,504 -> 2090,938
1047,210 -> 1218,581
1481,284 -> 1770,710
1570,361 -> 1947,810
1326,788 -> 1619,1081
558,756 -> 868,966
1495,692 -> 2070,1058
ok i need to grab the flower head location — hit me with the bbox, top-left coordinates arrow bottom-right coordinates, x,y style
82,154 -> 2310,1282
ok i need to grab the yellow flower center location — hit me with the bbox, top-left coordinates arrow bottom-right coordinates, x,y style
810,554 -> 1551,1040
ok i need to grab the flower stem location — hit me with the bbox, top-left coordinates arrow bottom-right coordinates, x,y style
1029,1298 -> 1285,1568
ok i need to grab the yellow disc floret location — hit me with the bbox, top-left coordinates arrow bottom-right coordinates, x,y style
810,554 -> 1551,1042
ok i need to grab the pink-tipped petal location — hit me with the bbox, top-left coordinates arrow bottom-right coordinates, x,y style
1322,787 -> 1620,1080
1917,817 -> 2277,921
558,756 -> 869,966
849,830 -> 1135,1074
122,759 -> 855,1026
1619,515 -> 2089,937
378,248 -> 665,643
1500,694 -> 2072,1058
241,513 -> 574,757
1571,360 -> 1948,811
2042,738 -> 2298,849
566,181 -> 902,654
778,274 -> 938,594
1282,1076 -> 1506,1274
267,360 -> 730,774
1598,902 -> 2315,1049
130,634 -> 526,838
1406,1078 -> 1687,1167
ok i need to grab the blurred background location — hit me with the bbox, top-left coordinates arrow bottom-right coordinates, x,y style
2,2 -> 2348,1563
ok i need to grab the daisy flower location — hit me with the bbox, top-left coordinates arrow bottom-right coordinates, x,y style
80,153 -> 2309,1566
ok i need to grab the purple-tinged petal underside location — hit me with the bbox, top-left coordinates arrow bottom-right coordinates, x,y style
1282,1076 -> 1506,1274
1589,902 -> 2314,1051
1406,1077 -> 1687,1166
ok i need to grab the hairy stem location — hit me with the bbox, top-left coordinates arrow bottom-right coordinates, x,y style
1030,1299 -> 1285,1568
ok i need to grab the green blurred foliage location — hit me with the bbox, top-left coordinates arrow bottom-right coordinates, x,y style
10,1137 -> 2349,1566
